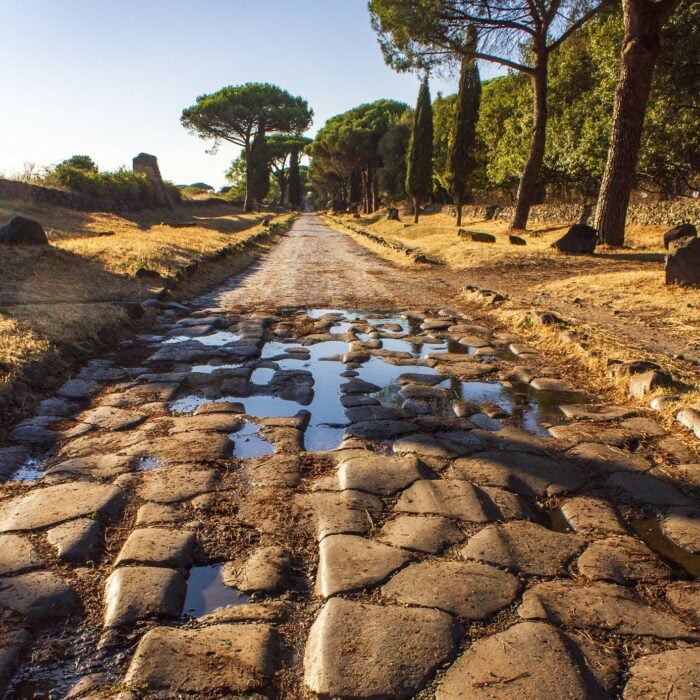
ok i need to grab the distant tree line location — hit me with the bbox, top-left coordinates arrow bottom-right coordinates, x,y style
181,82 -> 313,212
309,1 -> 696,246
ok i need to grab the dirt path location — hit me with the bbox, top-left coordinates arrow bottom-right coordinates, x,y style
212,214 -> 460,310
0,218 -> 698,698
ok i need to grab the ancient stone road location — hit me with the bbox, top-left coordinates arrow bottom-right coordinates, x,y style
0,216 -> 698,698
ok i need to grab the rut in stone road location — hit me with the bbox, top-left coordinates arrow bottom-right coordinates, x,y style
0,216 -> 698,699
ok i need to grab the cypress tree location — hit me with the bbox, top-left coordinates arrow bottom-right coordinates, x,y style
249,127 -> 270,211
288,147 -> 302,210
405,77 -> 434,224
448,29 -> 481,227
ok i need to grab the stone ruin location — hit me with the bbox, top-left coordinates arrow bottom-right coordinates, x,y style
132,153 -> 173,209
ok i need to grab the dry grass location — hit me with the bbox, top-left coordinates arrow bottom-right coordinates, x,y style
335,211 -> 700,349
0,197 -> 283,388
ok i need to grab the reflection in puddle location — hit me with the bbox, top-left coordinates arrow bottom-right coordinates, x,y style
168,309 -> 573,449
233,422 -> 274,458
165,331 -> 242,346
632,518 -> 700,578
136,456 -> 163,470
190,363 -> 242,374
183,564 -> 249,618
11,456 -> 45,482
250,367 -> 276,385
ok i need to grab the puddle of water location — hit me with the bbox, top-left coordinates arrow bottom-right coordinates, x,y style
183,564 -> 249,618
164,331 -> 242,346
11,456 -> 45,482
190,362 -> 242,374
330,321 -> 354,334
632,518 -> 700,578
250,367 -> 276,385
9,629 -> 116,700
307,308 -> 349,319
136,456 -> 163,470
232,422 -> 274,458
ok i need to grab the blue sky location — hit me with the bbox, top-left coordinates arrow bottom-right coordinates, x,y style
1,1 -> 501,188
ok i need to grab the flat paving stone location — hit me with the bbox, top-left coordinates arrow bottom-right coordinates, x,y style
134,502 -> 184,526
559,405 -> 635,421
124,624 -> 275,694
315,535 -> 413,597
0,534 -> 43,575
345,419 -> 417,440
304,597 -> 457,699
377,515 -> 465,554
45,454 -> 132,479
577,535 -> 671,583
167,413 -> 243,434
395,479 -> 531,522
518,580 -> 693,638
0,571 -> 80,621
139,464 -> 218,503
662,507 -> 700,554
223,545 -> 291,593
335,454 -> 427,495
568,442 -> 651,473
437,621 -> 610,699
623,648 -> 700,699
383,560 -> 520,619
560,496 -> 626,534
0,482 -> 124,532
57,378 -> 102,400
114,527 -> 196,569
530,377 -> 578,392
47,519 -> 101,564
607,471 -> 692,506
79,406 -> 146,431
393,433 -> 477,459
461,521 -> 586,576
294,490 -> 382,541
126,430 -> 233,463
665,582 -> 700,626
450,450 -> 585,497
103,566 -> 186,627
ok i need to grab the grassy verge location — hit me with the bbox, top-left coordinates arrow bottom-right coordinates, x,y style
0,196 -> 295,409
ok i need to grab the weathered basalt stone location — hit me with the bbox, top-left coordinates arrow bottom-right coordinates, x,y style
0,216 -> 49,245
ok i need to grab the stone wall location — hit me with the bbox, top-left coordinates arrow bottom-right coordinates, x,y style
0,178 -> 111,212
132,153 -> 173,209
446,201 -> 699,227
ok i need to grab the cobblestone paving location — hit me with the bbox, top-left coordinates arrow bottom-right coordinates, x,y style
0,217 -> 698,698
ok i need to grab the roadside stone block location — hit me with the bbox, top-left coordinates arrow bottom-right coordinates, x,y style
294,490 -> 382,541
304,598 -> 457,699
662,507 -> 700,554
139,464 -> 218,503
560,496 -> 626,534
624,648 -> 700,699
223,545 -> 291,593
336,454 -> 427,495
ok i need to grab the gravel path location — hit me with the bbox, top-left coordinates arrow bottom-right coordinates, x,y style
212,214 -> 458,310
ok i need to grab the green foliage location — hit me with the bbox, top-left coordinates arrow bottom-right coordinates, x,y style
406,78 -> 434,205
308,99 -> 409,208
447,44 -> 481,206
58,155 -> 98,173
432,93 -> 457,196
378,113 -> 411,202
44,162 -> 157,204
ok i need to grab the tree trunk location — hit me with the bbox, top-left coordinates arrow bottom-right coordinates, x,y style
413,197 -> 420,224
455,194 -> 463,227
594,0 -> 676,246
279,180 -> 287,208
510,50 -> 548,230
243,141 -> 253,212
